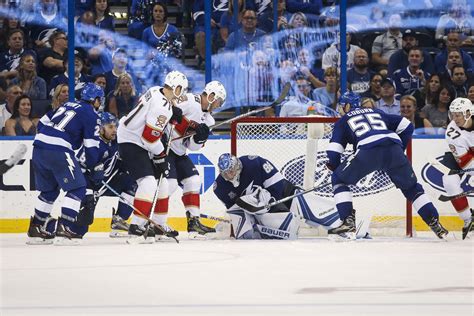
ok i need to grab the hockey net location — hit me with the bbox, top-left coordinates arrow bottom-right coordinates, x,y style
231,116 -> 413,237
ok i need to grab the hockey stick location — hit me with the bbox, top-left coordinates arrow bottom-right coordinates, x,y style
100,180 -> 179,243
200,214 -> 231,224
236,182 -> 332,213
429,159 -> 474,175
0,144 -> 27,175
429,159 -> 474,202
171,82 -> 291,142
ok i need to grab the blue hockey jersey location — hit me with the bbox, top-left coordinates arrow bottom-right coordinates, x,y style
77,138 -> 119,178
213,155 -> 288,209
34,101 -> 101,169
327,108 -> 413,169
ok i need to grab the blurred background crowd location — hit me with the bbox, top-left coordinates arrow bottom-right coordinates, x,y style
0,0 -> 473,136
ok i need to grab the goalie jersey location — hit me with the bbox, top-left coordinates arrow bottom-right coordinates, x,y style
170,93 -> 215,156
445,120 -> 474,169
117,86 -> 172,156
213,155 -> 292,210
327,108 -> 413,169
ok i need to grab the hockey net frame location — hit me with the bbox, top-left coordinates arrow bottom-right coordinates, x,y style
231,116 -> 413,237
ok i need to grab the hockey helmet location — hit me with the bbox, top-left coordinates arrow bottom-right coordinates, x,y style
98,111 -> 118,127
449,97 -> 474,126
204,80 -> 226,110
218,153 -> 243,187
81,83 -> 105,107
164,70 -> 188,98
337,91 -> 361,114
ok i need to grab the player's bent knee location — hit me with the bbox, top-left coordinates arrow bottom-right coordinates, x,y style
181,175 -> 201,193
136,176 -> 158,196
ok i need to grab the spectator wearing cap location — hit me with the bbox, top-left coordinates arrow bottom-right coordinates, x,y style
399,95 -> 433,132
39,31 -> 67,85
347,48 -> 374,94
371,13 -> 403,72
392,47 -> 431,96
361,73 -> 383,102
49,51 -> 90,98
0,29 -> 36,82
0,85 -> 22,132
450,64 -> 471,98
375,78 -> 400,115
312,67 -> 338,110
103,48 -> 141,96
388,29 -> 435,76
434,30 -> 473,74
321,27 -> 361,71
9,53 -> 47,100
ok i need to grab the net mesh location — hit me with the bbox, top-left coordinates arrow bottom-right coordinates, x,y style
233,119 -> 410,236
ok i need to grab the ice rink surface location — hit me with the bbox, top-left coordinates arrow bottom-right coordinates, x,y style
1,233 -> 473,316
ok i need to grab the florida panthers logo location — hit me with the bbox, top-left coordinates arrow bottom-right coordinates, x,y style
281,152 -> 394,197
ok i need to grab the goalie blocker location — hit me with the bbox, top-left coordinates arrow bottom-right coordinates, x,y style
213,154 -> 364,240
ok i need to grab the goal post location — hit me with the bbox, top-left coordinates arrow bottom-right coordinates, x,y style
231,116 -> 413,237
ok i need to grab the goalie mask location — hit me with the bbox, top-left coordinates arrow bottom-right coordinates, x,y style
218,153 -> 242,187
449,97 -> 474,128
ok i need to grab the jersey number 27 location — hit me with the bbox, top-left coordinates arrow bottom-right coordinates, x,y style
348,113 -> 387,137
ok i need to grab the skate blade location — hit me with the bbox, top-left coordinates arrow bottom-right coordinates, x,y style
109,230 -> 129,238
154,235 -> 178,242
328,232 -> 356,242
54,237 -> 82,246
188,231 -> 209,240
26,237 -> 54,245
126,236 -> 155,244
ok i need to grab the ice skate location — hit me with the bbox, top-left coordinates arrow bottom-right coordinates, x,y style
462,209 -> 474,240
54,222 -> 83,246
328,210 -> 356,241
109,209 -> 130,238
153,223 -> 179,242
428,217 -> 449,240
187,211 -> 216,239
26,216 -> 56,245
126,223 -> 155,244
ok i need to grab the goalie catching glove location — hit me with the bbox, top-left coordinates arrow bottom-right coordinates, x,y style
193,123 -> 210,144
235,187 -> 275,214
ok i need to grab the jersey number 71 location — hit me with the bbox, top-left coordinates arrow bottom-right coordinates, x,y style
348,113 -> 387,137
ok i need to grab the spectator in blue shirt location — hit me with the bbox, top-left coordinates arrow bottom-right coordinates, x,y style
388,29 -> 435,76
225,9 -> 266,51
434,30 -> 474,75
93,0 -> 115,31
347,48 -> 374,94
0,29 -> 36,82
312,66 -> 338,110
142,2 -> 180,52
392,47 -> 430,96
220,0 -> 245,44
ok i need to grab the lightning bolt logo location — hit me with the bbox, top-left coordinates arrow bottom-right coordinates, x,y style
65,152 -> 76,180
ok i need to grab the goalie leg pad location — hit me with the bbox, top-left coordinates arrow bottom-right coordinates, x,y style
227,209 -> 259,239
256,212 -> 298,240
291,192 -> 341,228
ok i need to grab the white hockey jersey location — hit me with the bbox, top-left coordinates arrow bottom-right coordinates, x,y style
169,93 -> 215,156
445,120 -> 474,169
117,86 -> 173,156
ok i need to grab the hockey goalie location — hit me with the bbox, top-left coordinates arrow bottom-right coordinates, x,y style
212,153 -> 364,240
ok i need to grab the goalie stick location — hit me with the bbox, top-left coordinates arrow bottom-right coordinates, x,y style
171,82 -> 291,142
429,159 -> 474,202
236,182 -> 331,213
100,180 -> 179,243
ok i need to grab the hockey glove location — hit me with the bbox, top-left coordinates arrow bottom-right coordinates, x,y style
235,187 -> 275,215
153,153 -> 170,178
170,106 -> 183,124
89,163 -> 105,187
193,123 -> 210,144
